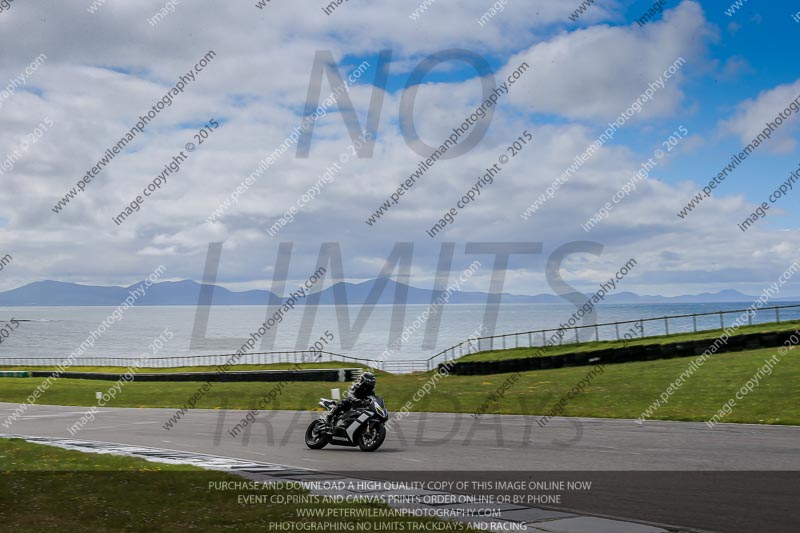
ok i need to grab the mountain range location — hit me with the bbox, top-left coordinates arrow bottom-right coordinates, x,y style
0,279 -> 794,306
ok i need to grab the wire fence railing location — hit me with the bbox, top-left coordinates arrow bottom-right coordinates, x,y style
425,303 -> 800,369
3,304 -> 798,375
0,351 -> 369,370
0,349 -> 431,374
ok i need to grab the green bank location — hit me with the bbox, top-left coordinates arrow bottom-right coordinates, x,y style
1,346 -> 796,425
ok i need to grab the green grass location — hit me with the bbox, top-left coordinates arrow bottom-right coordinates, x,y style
0,438 -> 480,532
375,346 -> 798,424
1,346 -> 797,425
456,319 -> 800,362
0,437 -> 198,472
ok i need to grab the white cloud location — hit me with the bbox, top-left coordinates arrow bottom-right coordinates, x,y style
501,1 -> 711,122
720,79 -> 800,154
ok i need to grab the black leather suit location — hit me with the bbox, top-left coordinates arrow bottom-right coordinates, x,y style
327,380 -> 374,425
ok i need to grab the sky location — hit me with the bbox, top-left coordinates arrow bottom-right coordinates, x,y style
1,0 -> 799,298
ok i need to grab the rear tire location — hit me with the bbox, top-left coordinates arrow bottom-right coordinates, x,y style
357,422 -> 386,452
305,420 -> 329,450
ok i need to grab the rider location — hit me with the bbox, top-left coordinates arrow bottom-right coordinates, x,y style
325,371 -> 376,429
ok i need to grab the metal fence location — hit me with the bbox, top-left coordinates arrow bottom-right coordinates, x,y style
0,350 -> 366,369
0,349 -> 430,374
425,303 -> 800,369
3,304 -> 798,375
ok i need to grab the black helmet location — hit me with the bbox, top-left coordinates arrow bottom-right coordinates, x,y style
359,371 -> 376,392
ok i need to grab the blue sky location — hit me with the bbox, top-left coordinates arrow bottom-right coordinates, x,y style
354,1 -> 800,229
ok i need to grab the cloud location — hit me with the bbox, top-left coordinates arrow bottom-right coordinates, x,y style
717,55 -> 753,81
501,1 -> 711,122
720,79 -> 800,154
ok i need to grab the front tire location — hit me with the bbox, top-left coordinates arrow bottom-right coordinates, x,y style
357,422 -> 386,452
305,420 -> 329,449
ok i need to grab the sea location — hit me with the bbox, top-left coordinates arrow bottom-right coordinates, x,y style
1,302 -> 798,366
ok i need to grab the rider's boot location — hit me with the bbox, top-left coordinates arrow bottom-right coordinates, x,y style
322,412 -> 336,434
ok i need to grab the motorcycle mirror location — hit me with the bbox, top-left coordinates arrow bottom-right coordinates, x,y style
331,388 -> 340,400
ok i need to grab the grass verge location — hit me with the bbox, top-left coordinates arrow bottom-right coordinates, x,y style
0,438 -> 479,532
0,346 -> 797,425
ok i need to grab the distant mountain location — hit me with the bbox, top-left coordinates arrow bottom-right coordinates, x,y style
0,279 -> 792,307
307,279 -> 561,305
0,280 -> 278,306
603,289 -> 757,304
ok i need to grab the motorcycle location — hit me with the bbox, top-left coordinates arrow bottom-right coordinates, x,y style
305,395 -> 389,452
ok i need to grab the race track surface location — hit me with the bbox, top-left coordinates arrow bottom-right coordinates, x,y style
3,402 -> 799,532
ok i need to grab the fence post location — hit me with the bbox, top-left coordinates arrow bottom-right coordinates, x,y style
574,328 -> 579,344
528,332 -> 532,347
595,324 -> 599,342
777,307 -> 781,323
692,314 -> 697,332
719,311 -> 724,329
615,322 -> 620,340
664,316 -> 669,336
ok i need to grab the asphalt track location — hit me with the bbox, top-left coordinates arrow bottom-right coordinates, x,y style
3,402 -> 799,532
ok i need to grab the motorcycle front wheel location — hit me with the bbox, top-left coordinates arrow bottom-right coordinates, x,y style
305,420 -> 329,449
357,421 -> 386,452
